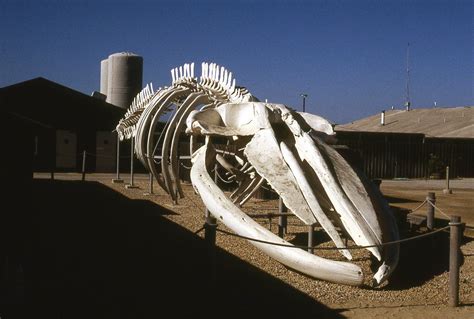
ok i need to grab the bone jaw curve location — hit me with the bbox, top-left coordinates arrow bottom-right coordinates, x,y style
116,62 -> 399,287
191,144 -> 364,286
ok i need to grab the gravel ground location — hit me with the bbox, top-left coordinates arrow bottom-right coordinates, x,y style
36,173 -> 474,318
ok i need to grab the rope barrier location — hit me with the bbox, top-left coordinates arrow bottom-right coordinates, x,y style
427,200 -> 452,219
211,225 -> 450,251
410,199 -> 427,213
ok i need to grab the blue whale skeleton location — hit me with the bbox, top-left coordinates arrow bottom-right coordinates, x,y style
116,62 -> 399,286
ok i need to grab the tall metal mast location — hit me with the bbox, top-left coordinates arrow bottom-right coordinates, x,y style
405,42 -> 411,111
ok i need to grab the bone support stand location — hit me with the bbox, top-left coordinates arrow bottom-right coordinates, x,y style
278,197 -> 288,238
149,172 -> 154,194
426,192 -> 435,231
308,223 -> 315,254
81,150 -> 86,181
112,133 -> 123,183
204,215 -> 217,283
205,163 -> 219,217
126,139 -> 138,189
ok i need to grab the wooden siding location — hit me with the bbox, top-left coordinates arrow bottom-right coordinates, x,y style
335,132 -> 474,178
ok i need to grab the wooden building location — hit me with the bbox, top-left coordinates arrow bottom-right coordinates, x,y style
334,106 -> 474,179
0,77 -> 126,173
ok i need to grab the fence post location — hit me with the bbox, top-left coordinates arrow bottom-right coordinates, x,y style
426,192 -> 435,231
112,133 -> 123,183
449,215 -> 462,307
204,215 -> 217,282
444,166 -> 452,194
278,197 -> 287,238
308,223 -> 315,254
81,150 -> 86,181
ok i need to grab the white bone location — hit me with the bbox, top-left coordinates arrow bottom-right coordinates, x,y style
184,63 -> 189,78
223,69 -> 228,89
116,62 -> 399,287
191,144 -> 364,286
280,141 -> 352,259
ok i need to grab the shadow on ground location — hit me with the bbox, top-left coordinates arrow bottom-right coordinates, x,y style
1,179 -> 345,318
384,195 -> 420,204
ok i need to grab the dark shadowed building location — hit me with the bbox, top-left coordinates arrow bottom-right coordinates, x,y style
335,106 -> 474,179
0,77 -> 126,173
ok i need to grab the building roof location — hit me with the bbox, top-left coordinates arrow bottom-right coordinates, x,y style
0,77 -> 125,131
335,106 -> 474,139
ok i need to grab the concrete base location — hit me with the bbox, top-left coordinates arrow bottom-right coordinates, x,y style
112,179 -> 124,183
443,188 -> 453,194
125,184 -> 140,189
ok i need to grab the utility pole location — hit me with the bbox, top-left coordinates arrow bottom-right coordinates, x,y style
300,93 -> 308,113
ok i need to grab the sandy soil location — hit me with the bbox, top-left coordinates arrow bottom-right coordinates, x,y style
32,173 -> 474,318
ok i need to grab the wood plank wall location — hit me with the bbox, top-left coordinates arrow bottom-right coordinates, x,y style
335,132 -> 474,179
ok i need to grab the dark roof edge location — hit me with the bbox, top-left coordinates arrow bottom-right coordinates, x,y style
1,77 -> 124,112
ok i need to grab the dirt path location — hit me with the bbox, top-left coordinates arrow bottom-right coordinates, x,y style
31,173 -> 474,318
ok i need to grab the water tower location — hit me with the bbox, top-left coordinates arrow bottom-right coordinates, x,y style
100,52 -> 143,109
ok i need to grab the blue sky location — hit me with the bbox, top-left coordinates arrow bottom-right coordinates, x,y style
1,0 -> 472,123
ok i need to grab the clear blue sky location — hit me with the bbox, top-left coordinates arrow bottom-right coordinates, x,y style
1,0 -> 472,124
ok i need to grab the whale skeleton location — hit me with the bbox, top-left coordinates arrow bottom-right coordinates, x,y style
116,62 -> 399,286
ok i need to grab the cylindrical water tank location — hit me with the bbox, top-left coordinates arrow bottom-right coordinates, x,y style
106,52 -> 143,109
100,59 -> 108,95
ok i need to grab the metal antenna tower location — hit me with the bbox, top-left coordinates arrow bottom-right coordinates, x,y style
405,42 -> 411,111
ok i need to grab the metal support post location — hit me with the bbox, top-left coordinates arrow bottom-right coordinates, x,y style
214,163 -> 218,183
426,192 -> 435,231
308,224 -> 315,254
278,197 -> 288,238
204,215 -> 217,282
149,172 -> 154,194
112,133 -> 123,183
81,150 -> 86,181
449,215 -> 462,307
204,164 -> 219,217
130,139 -> 134,186
126,139 -> 138,189
51,154 -> 54,180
